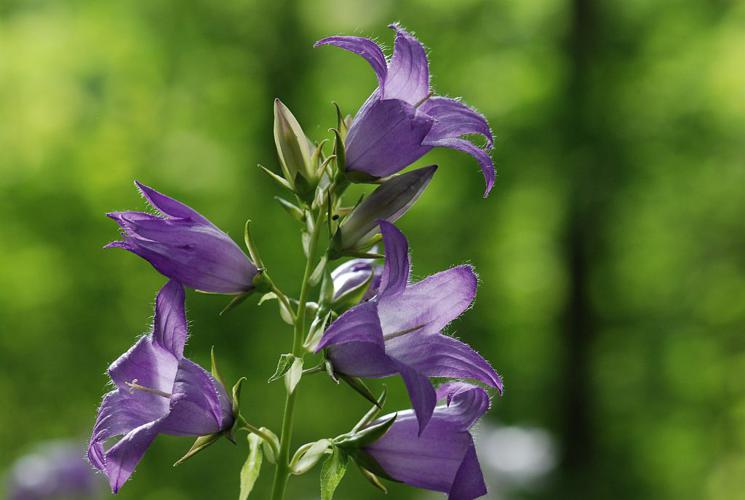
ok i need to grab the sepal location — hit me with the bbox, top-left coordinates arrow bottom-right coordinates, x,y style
334,413 -> 396,450
173,433 -> 223,466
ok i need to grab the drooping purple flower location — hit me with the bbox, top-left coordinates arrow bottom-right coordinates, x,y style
6,440 -> 101,500
88,280 -> 233,493
362,382 -> 490,500
107,181 -> 258,294
331,258 -> 382,302
316,221 -> 502,432
315,24 -> 495,197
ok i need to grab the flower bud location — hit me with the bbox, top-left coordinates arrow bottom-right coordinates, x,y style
334,165 -> 436,253
274,99 -> 317,191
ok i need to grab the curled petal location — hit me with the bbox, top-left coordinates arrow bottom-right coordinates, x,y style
378,265 -> 477,338
314,36 -> 387,88
435,383 -> 491,431
423,137 -> 495,198
384,24 -> 430,105
152,280 -> 188,358
421,96 -> 493,148
378,221 -> 410,298
135,181 -> 209,224
345,98 -> 433,177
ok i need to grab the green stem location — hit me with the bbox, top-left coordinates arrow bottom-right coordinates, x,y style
270,210 -> 324,500
237,415 -> 278,456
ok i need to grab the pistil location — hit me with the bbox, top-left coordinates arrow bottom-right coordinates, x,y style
125,379 -> 172,399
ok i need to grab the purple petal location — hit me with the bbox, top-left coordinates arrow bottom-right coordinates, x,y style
160,358 -> 233,436
102,422 -> 161,493
378,221 -> 410,298
448,442 -> 487,500
378,265 -> 477,338
435,382 -> 491,431
364,410 -> 473,495
421,96 -> 493,148
384,24 -> 430,105
386,334 -> 502,392
108,213 -> 257,294
423,137 -> 495,198
134,181 -> 209,224
394,361 -> 437,434
107,336 -> 178,400
314,36 -> 387,89
331,259 -> 381,301
151,280 -> 187,358
317,302 -> 395,377
345,98 -> 433,177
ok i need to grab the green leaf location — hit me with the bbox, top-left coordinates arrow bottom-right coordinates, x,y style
290,439 -> 331,475
284,357 -> 304,394
340,374 -> 380,407
320,447 -> 348,500
173,433 -> 221,466
268,354 -> 296,383
239,434 -> 263,500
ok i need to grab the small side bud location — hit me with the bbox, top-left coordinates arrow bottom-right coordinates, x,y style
274,99 -> 318,190
334,165 -> 437,254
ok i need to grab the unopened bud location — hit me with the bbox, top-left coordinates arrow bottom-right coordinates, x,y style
274,99 -> 317,190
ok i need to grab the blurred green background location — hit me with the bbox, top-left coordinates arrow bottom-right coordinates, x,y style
1,0 -> 744,499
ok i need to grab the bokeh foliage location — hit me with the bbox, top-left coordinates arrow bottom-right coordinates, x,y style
1,0 -> 743,499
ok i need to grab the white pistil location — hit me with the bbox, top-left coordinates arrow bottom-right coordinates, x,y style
125,379 -> 172,399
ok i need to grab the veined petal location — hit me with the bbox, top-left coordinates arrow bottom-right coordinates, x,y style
421,96 -> 493,148
102,421 -> 161,493
107,336 -> 178,399
384,24 -> 430,105
314,36 -> 387,88
386,334 -> 502,392
134,181 -> 210,224
152,280 -> 187,358
423,136 -> 495,198
317,302 -> 395,377
160,358 -> 233,436
449,442 -> 487,500
378,265 -> 477,338
394,361 -> 437,434
364,410 -> 473,495
345,98 -> 433,177
378,221 -> 410,297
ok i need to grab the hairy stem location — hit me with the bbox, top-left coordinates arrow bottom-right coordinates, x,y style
270,209 -> 324,500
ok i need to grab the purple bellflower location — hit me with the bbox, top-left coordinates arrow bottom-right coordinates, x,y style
107,181 -> 258,294
6,441 -> 101,500
88,280 -> 234,493
363,382 -> 490,500
316,221 -> 502,433
315,24 -> 495,197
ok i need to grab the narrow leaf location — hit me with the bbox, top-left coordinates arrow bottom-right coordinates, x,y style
284,357 -> 304,394
320,447 -> 348,500
268,354 -> 296,383
239,434 -> 263,500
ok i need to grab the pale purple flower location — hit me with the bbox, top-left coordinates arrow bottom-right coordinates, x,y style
331,258 -> 382,302
6,441 -> 101,500
363,382 -> 490,500
107,181 -> 258,294
315,24 -> 495,197
316,221 -> 502,432
87,280 -> 233,493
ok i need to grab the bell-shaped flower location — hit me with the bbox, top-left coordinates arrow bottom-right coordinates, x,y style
87,280 -> 234,493
315,24 -> 495,197
316,221 -> 502,432
361,383 -> 490,500
107,181 -> 259,294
